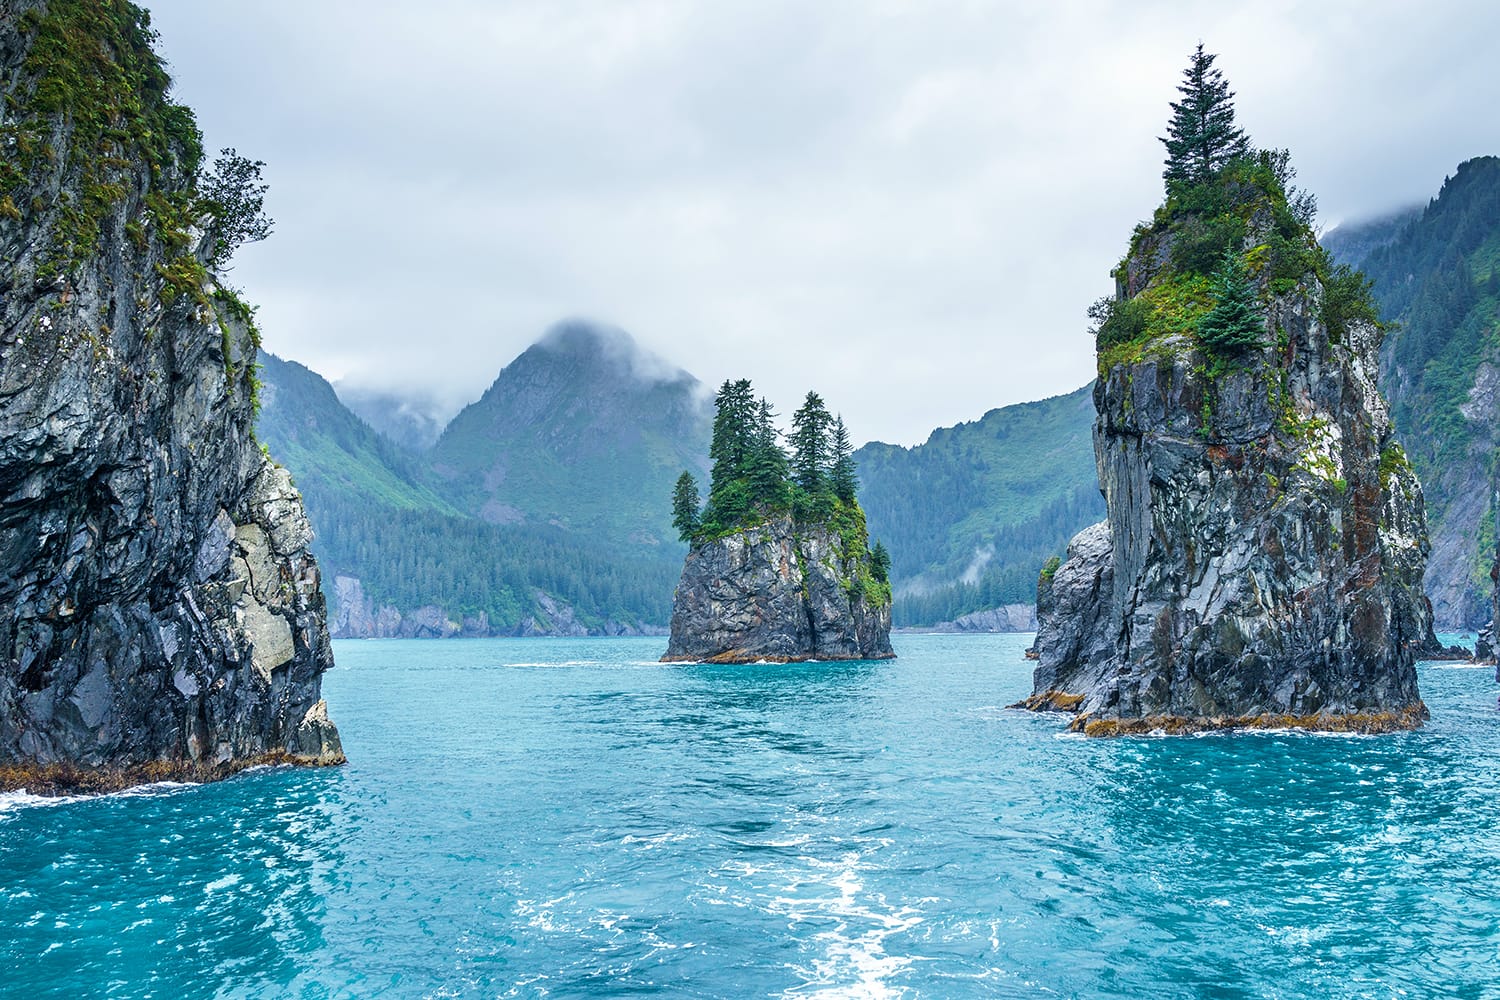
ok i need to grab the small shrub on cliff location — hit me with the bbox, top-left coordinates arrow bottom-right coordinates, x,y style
1090,295 -> 1151,351
199,148 -> 273,269
1039,555 -> 1061,584
1322,259 -> 1380,344
1198,250 -> 1264,355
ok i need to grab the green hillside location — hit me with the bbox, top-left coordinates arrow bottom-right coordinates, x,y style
255,351 -> 679,633
855,384 -> 1103,625
256,353 -> 457,516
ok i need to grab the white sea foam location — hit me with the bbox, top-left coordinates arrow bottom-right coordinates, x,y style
203,873 -> 242,894
0,779 -> 199,818
0,790 -> 85,815
772,857 -> 923,999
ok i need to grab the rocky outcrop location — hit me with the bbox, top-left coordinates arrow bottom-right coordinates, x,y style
662,516 -> 894,663
1477,553 -> 1499,669
1024,178 -> 1448,734
0,1 -> 340,791
1015,522 -> 1116,711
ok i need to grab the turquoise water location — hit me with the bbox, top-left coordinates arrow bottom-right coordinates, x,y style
3,634 -> 1500,998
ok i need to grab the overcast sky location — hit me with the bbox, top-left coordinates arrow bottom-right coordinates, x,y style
144,1 -> 1500,446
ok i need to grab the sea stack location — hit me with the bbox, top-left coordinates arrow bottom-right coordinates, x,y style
1,1 -> 341,790
662,382 -> 894,663
1476,552 -> 1498,668
1021,47 -> 1443,734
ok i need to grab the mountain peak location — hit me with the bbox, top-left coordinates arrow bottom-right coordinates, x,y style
535,318 -> 637,357
523,319 -> 695,388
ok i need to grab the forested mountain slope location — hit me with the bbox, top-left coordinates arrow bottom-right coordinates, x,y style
428,321 -> 712,547
1328,157 -> 1500,626
854,385 -> 1102,625
256,352 -> 679,636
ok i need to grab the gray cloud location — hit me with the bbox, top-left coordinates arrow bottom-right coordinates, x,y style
145,0 -> 1500,444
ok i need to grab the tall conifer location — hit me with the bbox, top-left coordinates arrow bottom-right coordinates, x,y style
672,471 -> 701,542
790,392 -> 833,497
830,416 -> 858,503
1162,44 -> 1250,186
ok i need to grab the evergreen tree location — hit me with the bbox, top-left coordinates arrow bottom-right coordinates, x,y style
672,471 -> 701,542
790,391 -> 833,497
745,399 -> 791,509
830,416 -> 858,503
871,540 -> 891,583
1161,44 -> 1250,186
707,378 -> 757,524
1198,250 -> 1264,354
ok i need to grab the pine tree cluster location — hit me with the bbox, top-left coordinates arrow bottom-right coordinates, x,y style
1090,44 -> 1381,368
672,380 -> 867,544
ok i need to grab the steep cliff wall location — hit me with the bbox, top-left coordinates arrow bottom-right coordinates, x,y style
1026,160 -> 1451,734
0,1 -> 340,790
662,516 -> 893,663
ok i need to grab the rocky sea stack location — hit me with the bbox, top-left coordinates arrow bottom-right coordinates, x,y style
1021,47 -> 1449,734
662,381 -> 893,663
1,1 -> 341,791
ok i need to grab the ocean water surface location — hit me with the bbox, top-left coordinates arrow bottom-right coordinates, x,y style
3,634 -> 1499,998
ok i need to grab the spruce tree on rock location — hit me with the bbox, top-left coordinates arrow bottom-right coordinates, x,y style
1198,250 -> 1264,354
830,416 -> 858,503
1162,44 -> 1251,187
707,378 -> 757,524
672,471 -> 701,543
790,392 -> 833,498
871,540 -> 891,583
745,399 -> 791,509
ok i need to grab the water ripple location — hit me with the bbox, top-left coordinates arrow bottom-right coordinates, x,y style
3,635 -> 1500,997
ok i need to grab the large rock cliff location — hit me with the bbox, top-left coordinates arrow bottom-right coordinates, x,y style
0,0 -> 341,790
662,516 -> 894,663
1023,158 -> 1450,734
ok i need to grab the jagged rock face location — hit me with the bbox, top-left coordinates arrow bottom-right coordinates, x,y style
1477,556 -> 1499,668
0,1 -> 340,788
1023,522 -> 1115,707
662,516 -> 894,663
1030,276 -> 1445,732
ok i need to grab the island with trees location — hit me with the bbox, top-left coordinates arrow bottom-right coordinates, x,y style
1019,45 -> 1454,734
662,380 -> 894,663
